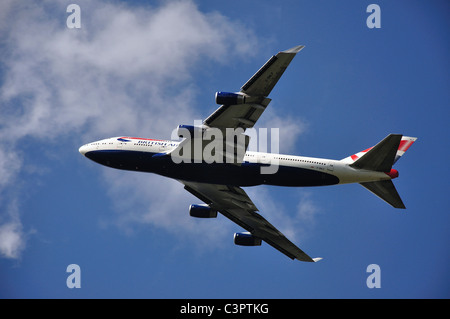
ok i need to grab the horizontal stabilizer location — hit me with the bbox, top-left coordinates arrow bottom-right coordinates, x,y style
360,180 -> 406,209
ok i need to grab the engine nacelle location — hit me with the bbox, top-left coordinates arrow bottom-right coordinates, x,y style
176,124 -> 206,138
189,204 -> 217,218
215,92 -> 247,105
234,232 -> 262,246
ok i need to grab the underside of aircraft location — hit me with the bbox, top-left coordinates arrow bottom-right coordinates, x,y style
79,45 -> 416,261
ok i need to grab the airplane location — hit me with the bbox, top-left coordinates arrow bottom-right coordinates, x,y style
79,45 -> 417,262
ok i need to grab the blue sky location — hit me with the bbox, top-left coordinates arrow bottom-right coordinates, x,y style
0,0 -> 449,299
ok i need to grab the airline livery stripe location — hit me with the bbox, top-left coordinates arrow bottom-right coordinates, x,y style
120,137 -> 165,142
398,140 -> 414,152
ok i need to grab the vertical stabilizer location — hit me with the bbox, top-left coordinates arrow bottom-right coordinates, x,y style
393,136 -> 417,164
350,134 -> 402,172
341,135 -> 417,167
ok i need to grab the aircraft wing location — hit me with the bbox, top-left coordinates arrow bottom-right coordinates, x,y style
203,45 -> 305,130
181,180 -> 321,262
167,46 -> 304,164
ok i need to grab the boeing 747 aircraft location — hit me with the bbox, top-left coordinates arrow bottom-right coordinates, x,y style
79,45 -> 416,262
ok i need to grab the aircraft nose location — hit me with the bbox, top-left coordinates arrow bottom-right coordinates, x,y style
79,144 -> 88,156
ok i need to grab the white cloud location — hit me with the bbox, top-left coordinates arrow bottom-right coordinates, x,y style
296,192 -> 319,223
255,108 -> 309,154
0,0 -> 258,139
0,221 -> 24,259
0,0 -> 314,259
0,199 -> 24,259
0,147 -> 24,259
0,147 -> 22,188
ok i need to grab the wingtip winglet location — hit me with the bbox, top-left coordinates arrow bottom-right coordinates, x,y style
312,257 -> 323,262
283,45 -> 305,54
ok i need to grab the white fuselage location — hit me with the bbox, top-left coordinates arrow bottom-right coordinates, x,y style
79,136 -> 392,187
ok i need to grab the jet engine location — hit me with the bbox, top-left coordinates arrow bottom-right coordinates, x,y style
215,92 -> 247,105
189,204 -> 217,218
234,232 -> 262,246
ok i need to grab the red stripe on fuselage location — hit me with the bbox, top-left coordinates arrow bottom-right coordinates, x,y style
121,137 -> 165,142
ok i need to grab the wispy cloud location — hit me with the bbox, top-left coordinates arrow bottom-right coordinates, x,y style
0,221 -> 24,259
0,145 -> 24,259
246,187 -> 320,245
255,106 -> 309,154
0,0 -> 258,140
0,199 -> 24,259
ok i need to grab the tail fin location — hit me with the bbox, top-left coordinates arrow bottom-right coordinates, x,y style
342,134 -> 417,209
393,136 -> 417,164
350,134 -> 402,172
341,135 -> 417,169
